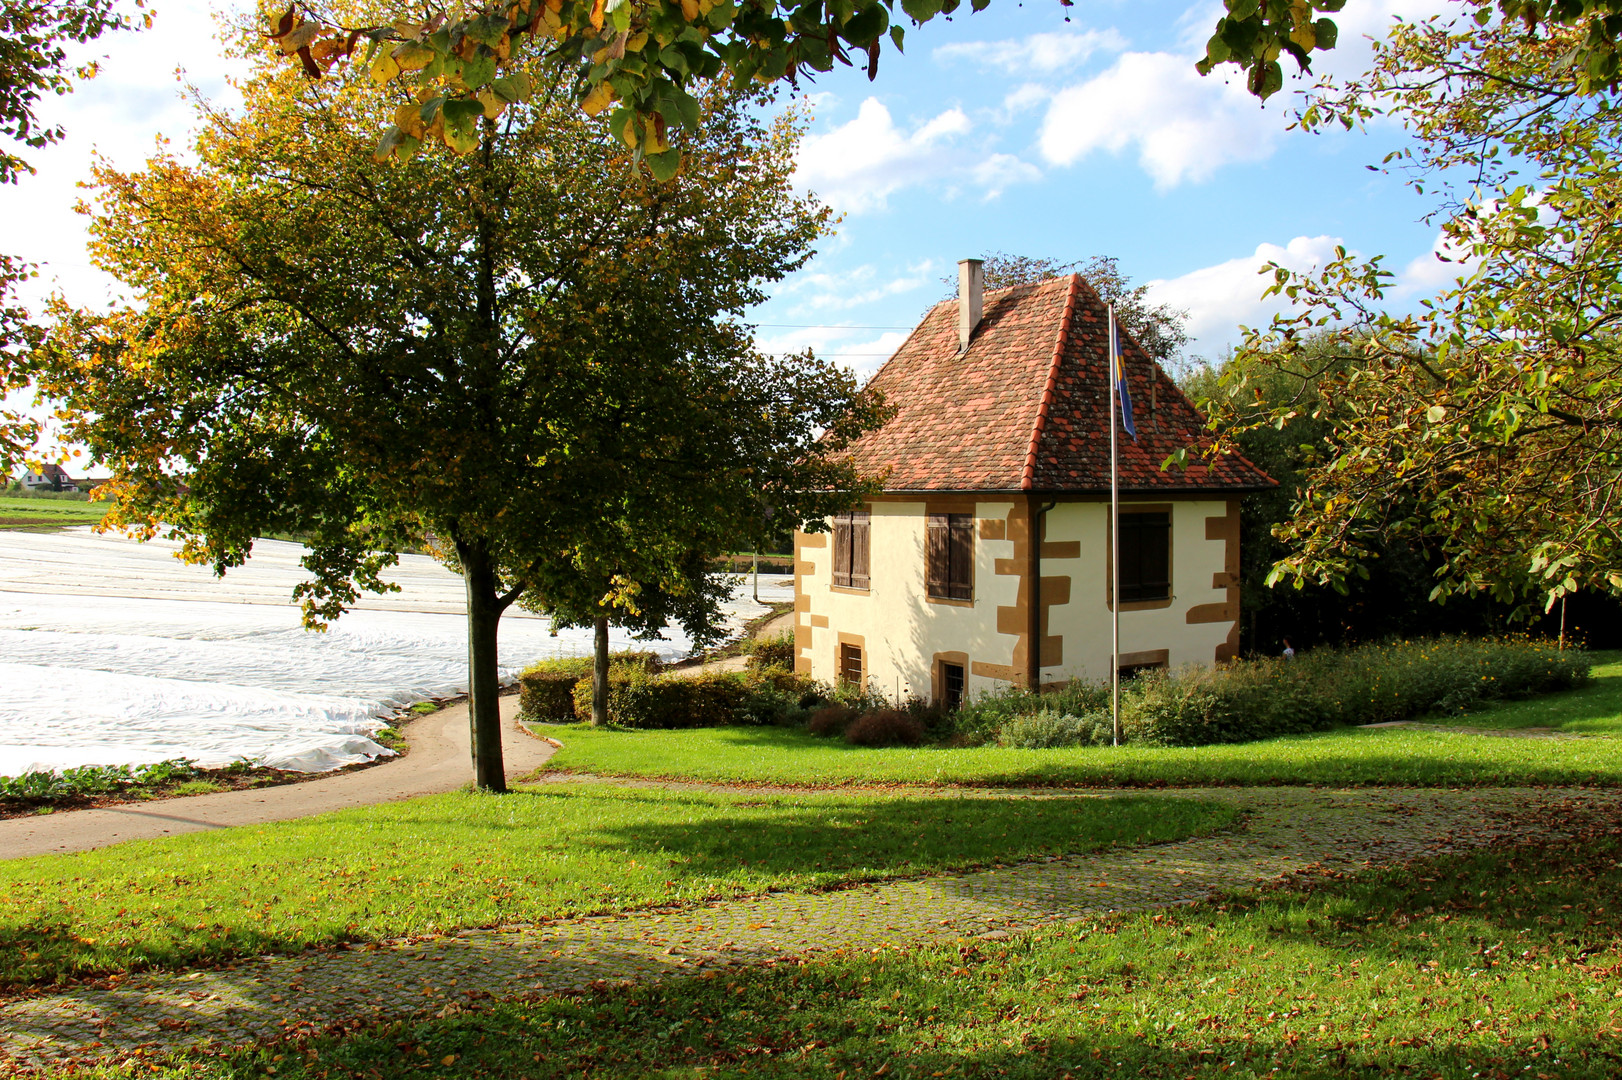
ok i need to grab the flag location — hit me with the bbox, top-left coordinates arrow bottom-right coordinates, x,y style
1110,310 -> 1137,440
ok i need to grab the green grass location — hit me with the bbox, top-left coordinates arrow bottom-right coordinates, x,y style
0,495 -> 106,529
54,800 -> 1622,1080
534,651 -> 1622,788
0,785 -> 1231,988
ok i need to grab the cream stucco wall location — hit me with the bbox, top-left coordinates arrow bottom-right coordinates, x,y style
1036,499 -> 1237,684
796,496 -> 1240,701
796,500 -> 1020,700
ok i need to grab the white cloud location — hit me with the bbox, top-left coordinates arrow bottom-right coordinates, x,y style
770,261 -> 938,314
1039,50 -> 1282,189
794,98 -> 1039,212
794,99 -> 971,213
753,325 -> 911,384
933,29 -> 1128,76
1001,83 -> 1051,117
970,154 -> 1044,201
1144,235 -> 1347,357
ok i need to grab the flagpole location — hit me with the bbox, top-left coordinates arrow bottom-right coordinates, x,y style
1109,303 -> 1121,747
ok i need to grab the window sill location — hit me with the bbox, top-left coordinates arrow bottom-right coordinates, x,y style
926,595 -> 975,608
1111,596 -> 1174,612
830,585 -> 871,596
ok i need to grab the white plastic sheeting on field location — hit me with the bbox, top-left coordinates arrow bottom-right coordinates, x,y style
0,528 -> 792,777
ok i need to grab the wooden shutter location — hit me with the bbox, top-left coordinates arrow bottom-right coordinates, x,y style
947,514 -> 973,600
849,512 -> 870,590
926,514 -> 950,598
832,513 -> 852,588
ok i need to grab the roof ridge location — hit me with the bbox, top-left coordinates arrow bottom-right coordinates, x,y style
1020,273 -> 1079,491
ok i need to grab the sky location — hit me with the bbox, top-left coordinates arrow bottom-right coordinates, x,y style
2,0 -> 1470,429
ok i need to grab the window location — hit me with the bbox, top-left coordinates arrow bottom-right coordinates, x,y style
926,513 -> 974,601
941,662 -> 966,711
832,510 -> 870,590
838,643 -> 864,686
1118,511 -> 1171,603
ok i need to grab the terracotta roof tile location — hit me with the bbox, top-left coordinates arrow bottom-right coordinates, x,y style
844,274 -> 1274,494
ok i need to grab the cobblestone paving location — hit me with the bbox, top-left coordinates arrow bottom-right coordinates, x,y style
1,786 -> 1612,1071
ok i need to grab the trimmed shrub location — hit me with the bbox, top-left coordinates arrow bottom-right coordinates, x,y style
746,631 -> 796,671
568,668 -> 755,729
518,651 -> 664,723
845,709 -> 926,747
999,709 -> 1113,749
807,703 -> 857,737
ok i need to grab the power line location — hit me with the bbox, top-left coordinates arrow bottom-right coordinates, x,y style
752,323 -> 913,330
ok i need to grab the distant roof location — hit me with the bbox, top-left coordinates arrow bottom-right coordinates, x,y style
844,274 -> 1274,494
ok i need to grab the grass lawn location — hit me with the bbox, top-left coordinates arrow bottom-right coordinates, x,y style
0,495 -> 105,529
53,798 -> 1622,1079
536,650 -> 1622,789
0,785 -> 1231,988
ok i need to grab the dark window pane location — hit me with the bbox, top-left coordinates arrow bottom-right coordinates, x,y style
1118,511 -> 1170,603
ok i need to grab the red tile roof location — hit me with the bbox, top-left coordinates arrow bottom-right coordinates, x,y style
845,274 -> 1274,494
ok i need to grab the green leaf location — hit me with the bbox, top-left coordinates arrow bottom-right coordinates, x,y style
900,0 -> 942,22
645,147 -> 682,181
461,52 -> 497,88
1313,17 -> 1337,50
841,1 -> 888,46
490,73 -> 533,103
889,24 -> 905,51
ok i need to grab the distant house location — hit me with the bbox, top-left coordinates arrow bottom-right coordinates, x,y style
17,464 -> 81,493
793,260 -> 1275,707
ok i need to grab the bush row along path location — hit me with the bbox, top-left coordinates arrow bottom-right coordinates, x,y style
3,784 -> 1612,1072
0,696 -> 556,860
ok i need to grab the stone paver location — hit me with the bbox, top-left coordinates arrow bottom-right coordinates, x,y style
1,786 -> 1612,1071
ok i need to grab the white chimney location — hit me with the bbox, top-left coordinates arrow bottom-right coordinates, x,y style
957,258 -> 984,353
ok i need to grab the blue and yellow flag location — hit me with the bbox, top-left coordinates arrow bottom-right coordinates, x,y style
1110,309 -> 1137,440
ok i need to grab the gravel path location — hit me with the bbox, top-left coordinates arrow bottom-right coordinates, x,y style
0,696 -> 555,860
2,784 -> 1609,1072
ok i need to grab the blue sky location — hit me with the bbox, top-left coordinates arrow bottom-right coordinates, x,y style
4,0 -> 1465,419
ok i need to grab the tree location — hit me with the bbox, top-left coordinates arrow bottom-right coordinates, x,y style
941,253 -> 1190,366
1205,2 -> 1622,614
34,31 -> 879,791
260,0 -> 1622,168
1,0 -> 129,471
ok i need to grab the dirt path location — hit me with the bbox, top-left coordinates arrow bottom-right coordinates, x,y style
0,698 -> 555,860
4,785 -> 1613,1071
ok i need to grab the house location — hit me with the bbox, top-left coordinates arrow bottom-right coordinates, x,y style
17,464 -> 81,492
793,260 -> 1275,707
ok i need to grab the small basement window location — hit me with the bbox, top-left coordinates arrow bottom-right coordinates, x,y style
941,662 -> 966,711
838,643 -> 864,687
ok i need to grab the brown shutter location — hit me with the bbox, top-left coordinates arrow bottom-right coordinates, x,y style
948,514 -> 974,600
832,513 -> 851,588
926,514 -> 949,598
849,512 -> 870,590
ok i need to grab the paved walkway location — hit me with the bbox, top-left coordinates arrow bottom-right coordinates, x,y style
2,785 -> 1611,1071
0,697 -> 555,860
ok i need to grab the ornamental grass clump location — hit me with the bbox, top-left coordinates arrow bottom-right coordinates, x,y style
998,709 -> 1114,749
1123,636 -> 1591,746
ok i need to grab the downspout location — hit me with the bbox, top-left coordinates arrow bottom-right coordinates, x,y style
1027,496 -> 1058,691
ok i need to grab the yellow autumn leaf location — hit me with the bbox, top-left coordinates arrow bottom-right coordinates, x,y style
1289,21 -> 1316,49
625,30 -> 648,51
392,41 -> 436,72
394,102 -> 426,137
370,51 -> 401,84
589,0 -> 606,32
477,90 -> 505,119
581,81 -> 616,117
680,0 -> 699,19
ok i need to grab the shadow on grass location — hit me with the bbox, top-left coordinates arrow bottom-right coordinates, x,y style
0,787 -> 1234,989
152,802 -> 1622,1079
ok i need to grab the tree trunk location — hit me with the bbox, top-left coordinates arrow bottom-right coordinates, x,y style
592,614 -> 610,727
462,544 -> 508,793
